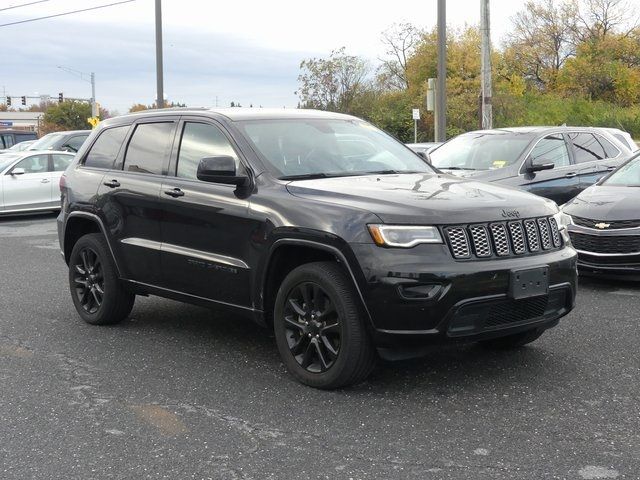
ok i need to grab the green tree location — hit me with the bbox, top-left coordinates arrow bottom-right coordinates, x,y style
42,101 -> 92,132
297,47 -> 370,113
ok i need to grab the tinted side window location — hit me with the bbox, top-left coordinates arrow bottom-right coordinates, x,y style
14,154 -> 50,173
65,135 -> 88,152
123,122 -> 174,175
529,135 -> 570,167
176,122 -> 239,180
52,154 -> 72,172
595,134 -> 620,158
85,126 -> 129,169
1,135 -> 14,148
569,133 -> 605,163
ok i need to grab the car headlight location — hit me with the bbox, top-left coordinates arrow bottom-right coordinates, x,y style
368,225 -> 443,248
553,211 -> 573,231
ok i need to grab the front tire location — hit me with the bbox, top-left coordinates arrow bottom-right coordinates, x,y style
273,261 -> 376,389
478,328 -> 544,350
68,233 -> 135,325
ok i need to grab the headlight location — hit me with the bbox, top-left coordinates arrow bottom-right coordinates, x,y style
553,211 -> 573,230
368,225 -> 443,248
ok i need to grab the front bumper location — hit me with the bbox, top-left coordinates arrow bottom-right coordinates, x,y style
350,243 -> 577,347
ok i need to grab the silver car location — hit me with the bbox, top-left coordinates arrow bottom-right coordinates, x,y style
0,150 -> 74,214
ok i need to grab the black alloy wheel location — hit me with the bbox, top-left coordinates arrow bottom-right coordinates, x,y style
283,282 -> 341,373
68,233 -> 135,325
73,247 -> 104,314
273,261 -> 376,389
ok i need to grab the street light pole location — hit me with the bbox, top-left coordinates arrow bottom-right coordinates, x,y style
436,0 -> 447,142
155,0 -> 164,109
480,0 -> 492,129
90,72 -> 97,117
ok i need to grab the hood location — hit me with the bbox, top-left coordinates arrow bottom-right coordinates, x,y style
563,185 -> 640,221
286,173 -> 557,224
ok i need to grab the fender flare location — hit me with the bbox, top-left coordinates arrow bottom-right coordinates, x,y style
64,211 -> 122,276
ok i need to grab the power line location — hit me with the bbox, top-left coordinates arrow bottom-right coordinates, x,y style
0,0 -> 137,28
0,1 -> 51,12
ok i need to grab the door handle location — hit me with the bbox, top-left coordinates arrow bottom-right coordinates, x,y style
41,178 -> 50,184
103,179 -> 120,188
164,188 -> 185,198
564,172 -> 577,178
606,166 -> 616,171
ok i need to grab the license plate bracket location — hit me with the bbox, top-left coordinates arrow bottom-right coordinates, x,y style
509,266 -> 549,300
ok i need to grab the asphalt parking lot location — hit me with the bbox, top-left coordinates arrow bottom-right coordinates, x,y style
1,213 -> 639,479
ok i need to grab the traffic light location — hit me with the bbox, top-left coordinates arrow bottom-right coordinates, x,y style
21,96 -> 26,106
6,97 -> 11,107
58,92 -> 64,103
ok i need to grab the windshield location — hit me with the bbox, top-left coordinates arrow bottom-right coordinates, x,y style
28,133 -> 64,151
236,119 -> 433,179
10,140 -> 34,151
603,153 -> 640,186
0,154 -> 20,171
430,132 -> 532,170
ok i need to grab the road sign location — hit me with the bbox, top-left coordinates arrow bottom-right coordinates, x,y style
412,109 -> 421,120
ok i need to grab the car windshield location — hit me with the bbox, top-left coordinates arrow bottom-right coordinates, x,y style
430,132 -> 532,171
29,133 -> 64,151
603,153 -> 640,186
236,119 -> 433,179
0,154 -> 20,171
10,140 -> 35,151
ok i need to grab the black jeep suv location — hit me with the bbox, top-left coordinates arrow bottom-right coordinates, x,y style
58,108 -> 578,389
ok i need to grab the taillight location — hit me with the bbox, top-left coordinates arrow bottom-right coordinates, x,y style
59,174 -> 67,191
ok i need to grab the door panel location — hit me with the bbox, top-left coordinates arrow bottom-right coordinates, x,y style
96,120 -> 176,284
159,120 -> 256,307
519,134 -> 580,204
2,154 -> 54,209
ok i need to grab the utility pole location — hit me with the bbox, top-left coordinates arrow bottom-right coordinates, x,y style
155,0 -> 164,109
90,72 -> 97,117
435,0 -> 447,142
480,0 -> 492,129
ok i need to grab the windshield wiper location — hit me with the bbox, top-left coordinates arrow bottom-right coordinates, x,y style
439,166 -> 477,171
279,172 -> 359,180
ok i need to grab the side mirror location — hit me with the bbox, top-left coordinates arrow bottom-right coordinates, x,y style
416,151 -> 432,164
196,156 -> 249,186
10,167 -> 25,176
527,161 -> 555,173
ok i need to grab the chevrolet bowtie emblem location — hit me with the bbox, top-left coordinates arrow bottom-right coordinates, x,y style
594,222 -> 610,229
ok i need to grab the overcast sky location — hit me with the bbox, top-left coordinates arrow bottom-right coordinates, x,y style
1,0 -> 525,114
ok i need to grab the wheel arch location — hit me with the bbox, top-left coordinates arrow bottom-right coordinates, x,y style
63,212 -> 121,276
259,238 -> 373,330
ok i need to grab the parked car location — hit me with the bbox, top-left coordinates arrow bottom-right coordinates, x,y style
0,129 -> 37,149
562,151 -> 640,279
0,139 -> 37,154
58,108 -> 577,389
596,127 -> 638,152
28,130 -> 90,153
406,142 -> 442,155
429,127 -> 633,205
0,151 -> 75,214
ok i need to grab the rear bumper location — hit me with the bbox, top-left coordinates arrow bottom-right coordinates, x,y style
349,243 -> 578,347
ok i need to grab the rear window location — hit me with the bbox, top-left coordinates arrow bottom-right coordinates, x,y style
123,122 -> 175,175
84,126 -> 129,169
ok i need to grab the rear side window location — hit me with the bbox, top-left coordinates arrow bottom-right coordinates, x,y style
1,134 -> 14,148
124,122 -> 175,175
65,135 -> 89,153
529,135 -> 570,167
176,122 -> 239,179
85,126 -> 129,169
595,134 -> 620,158
569,133 -> 605,163
52,154 -> 72,172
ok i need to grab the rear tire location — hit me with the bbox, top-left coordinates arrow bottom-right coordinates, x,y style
478,328 -> 544,350
68,233 -> 135,325
273,261 -> 376,389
